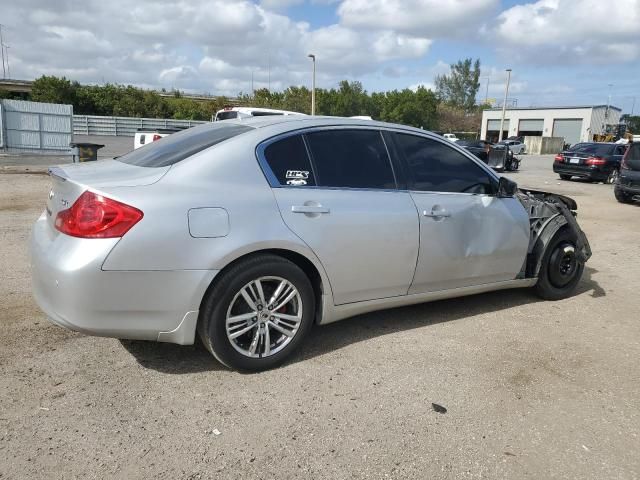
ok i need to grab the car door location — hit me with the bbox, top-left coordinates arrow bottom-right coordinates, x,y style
389,132 -> 530,294
259,129 -> 420,305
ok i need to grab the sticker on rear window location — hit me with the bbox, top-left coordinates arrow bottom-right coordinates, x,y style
285,170 -> 309,186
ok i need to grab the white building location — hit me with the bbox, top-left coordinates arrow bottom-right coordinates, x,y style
480,105 -> 622,145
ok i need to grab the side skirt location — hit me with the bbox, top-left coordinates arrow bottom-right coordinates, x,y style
319,278 -> 537,325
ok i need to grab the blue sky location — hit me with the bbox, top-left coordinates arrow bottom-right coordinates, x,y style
2,0 -> 639,112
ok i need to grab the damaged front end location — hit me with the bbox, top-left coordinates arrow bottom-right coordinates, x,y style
516,188 -> 592,279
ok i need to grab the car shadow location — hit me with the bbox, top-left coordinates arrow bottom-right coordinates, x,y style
122,266 -> 604,374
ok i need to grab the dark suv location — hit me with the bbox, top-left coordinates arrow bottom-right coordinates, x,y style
615,142 -> 640,203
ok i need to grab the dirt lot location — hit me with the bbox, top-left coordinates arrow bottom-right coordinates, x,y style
1,155 -> 639,479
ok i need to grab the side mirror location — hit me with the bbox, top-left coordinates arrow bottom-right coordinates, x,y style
497,176 -> 518,198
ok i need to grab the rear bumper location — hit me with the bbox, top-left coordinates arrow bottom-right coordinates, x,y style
30,212 -> 217,345
553,162 -> 610,180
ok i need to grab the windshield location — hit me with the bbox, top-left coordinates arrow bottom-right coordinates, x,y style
568,143 -> 614,156
116,123 -> 252,167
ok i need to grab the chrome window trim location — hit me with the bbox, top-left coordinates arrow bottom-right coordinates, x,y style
255,124 -> 501,195
256,125 -> 401,192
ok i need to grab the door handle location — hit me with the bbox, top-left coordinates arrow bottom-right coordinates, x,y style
292,205 -> 330,214
423,210 -> 451,219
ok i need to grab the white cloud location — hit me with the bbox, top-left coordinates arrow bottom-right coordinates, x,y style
493,0 -> 640,63
1,0 -> 441,95
338,0 -> 498,36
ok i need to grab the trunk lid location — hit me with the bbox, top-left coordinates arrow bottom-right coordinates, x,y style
45,160 -> 169,229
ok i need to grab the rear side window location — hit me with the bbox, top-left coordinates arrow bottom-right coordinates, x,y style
394,133 -> 495,194
117,123 -> 252,167
305,130 -> 396,189
263,135 -> 316,186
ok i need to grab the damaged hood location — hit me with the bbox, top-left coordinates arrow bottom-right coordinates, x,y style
517,187 -> 578,210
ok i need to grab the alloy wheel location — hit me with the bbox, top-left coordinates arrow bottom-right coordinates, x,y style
225,276 -> 303,358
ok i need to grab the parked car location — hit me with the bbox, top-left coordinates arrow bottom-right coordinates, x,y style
457,140 -> 492,161
213,106 -> 305,121
31,117 -> 591,371
498,139 -> 526,154
614,141 -> 640,203
443,133 -> 459,142
458,140 -> 520,171
134,128 -> 185,149
553,142 -> 627,183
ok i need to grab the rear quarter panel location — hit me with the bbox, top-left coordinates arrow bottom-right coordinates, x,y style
101,132 -> 332,293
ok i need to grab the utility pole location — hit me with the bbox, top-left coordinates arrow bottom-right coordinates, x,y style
251,71 -> 254,97
605,83 -> 613,119
4,45 -> 9,78
0,24 -> 6,79
484,76 -> 490,104
631,96 -> 636,117
498,69 -> 511,142
267,52 -> 271,93
308,54 -> 316,115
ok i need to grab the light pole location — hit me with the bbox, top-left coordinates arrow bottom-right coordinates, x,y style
498,68 -> 512,142
308,54 -> 316,115
605,83 -> 613,119
484,76 -> 490,105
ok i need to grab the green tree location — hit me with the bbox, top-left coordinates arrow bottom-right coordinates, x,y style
434,58 -> 481,112
31,75 -> 79,105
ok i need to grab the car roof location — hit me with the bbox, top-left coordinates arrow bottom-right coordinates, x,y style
221,115 -> 434,136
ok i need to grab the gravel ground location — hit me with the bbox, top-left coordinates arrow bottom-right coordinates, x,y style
1,155 -> 639,479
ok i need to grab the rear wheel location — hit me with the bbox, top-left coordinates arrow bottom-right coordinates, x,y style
606,168 -> 619,185
614,185 -> 633,204
559,174 -> 572,181
198,254 -> 315,371
534,228 -> 584,300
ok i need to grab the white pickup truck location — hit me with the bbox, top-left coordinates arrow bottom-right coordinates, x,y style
134,128 -> 186,149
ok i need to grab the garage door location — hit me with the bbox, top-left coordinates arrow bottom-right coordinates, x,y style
518,119 -> 544,138
487,119 -> 509,130
552,119 -> 582,145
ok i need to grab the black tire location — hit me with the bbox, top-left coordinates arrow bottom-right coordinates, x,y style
614,186 -> 632,204
198,254 -> 315,371
559,174 -> 572,181
534,227 -> 584,300
606,168 -> 619,185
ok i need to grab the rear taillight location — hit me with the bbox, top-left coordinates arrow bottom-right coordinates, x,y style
152,134 -> 162,142
585,156 -> 606,166
554,154 -> 564,162
55,191 -> 143,238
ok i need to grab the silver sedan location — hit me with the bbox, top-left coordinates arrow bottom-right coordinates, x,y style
30,117 -> 591,371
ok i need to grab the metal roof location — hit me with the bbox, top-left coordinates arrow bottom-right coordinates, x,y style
486,105 -> 622,112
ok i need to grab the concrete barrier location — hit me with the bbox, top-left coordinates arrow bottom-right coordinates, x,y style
524,136 -> 565,155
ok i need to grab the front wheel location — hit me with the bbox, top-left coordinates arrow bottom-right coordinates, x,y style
534,228 -> 584,300
614,186 -> 633,204
198,254 -> 315,371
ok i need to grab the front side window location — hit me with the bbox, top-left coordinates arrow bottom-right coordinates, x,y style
305,129 -> 396,189
263,135 -> 316,187
393,133 -> 495,194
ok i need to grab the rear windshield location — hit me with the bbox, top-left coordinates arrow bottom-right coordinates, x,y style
568,143 -> 614,156
626,143 -> 640,170
117,123 -> 252,167
216,111 -> 238,121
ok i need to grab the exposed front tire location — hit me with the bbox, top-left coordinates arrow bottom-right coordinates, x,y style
614,186 -> 633,203
559,174 -> 572,181
198,254 -> 315,371
534,228 -> 584,301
